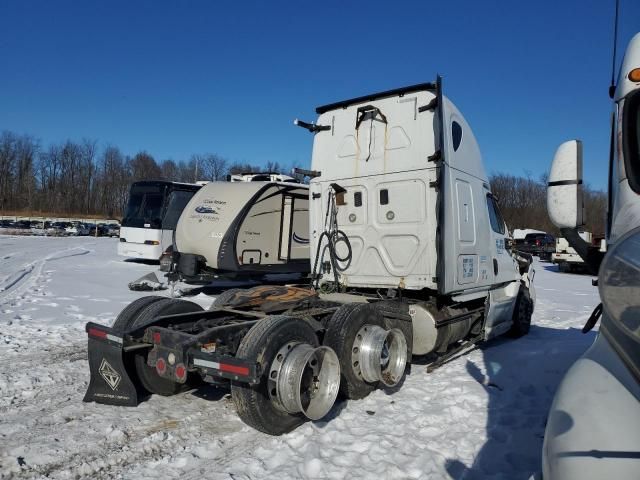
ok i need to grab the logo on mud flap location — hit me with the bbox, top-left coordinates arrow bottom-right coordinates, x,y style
99,359 -> 122,391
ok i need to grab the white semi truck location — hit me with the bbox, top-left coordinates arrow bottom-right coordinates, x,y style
552,232 -> 592,272
542,32 -> 640,479
84,78 -> 535,435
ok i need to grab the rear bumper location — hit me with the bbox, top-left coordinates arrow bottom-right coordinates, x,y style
551,253 -> 584,264
117,241 -> 161,260
83,319 -> 260,407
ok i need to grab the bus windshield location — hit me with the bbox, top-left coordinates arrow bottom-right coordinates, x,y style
162,190 -> 197,230
122,184 -> 166,228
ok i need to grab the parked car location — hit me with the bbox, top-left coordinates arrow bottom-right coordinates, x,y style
515,232 -> 556,261
14,220 -> 32,229
65,222 -> 90,236
47,222 -> 69,236
30,221 -> 50,235
88,224 -> 109,236
105,223 -> 120,237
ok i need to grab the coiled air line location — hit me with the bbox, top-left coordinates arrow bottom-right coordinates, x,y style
311,183 -> 352,293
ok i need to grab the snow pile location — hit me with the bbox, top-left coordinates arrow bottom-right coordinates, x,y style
0,236 -> 598,479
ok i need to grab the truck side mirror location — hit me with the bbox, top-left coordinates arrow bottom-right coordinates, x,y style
547,140 -> 584,229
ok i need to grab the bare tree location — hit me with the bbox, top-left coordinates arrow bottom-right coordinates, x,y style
200,154 -> 228,181
129,151 -> 160,180
160,159 -> 179,180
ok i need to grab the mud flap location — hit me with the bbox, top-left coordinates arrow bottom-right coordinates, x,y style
83,324 -> 141,406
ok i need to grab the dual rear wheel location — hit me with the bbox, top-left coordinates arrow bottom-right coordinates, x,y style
116,296 -> 409,435
232,303 -> 409,435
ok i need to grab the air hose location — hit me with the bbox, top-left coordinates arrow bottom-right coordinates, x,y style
311,189 -> 352,293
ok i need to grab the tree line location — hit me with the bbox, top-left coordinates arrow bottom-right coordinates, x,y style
0,129 -> 606,235
490,173 -> 607,237
0,130 -> 292,218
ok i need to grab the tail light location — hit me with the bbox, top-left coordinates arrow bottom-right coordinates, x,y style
156,358 -> 167,375
175,364 -> 187,381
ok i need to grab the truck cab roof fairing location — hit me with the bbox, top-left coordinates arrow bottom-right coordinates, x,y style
315,83 -> 436,115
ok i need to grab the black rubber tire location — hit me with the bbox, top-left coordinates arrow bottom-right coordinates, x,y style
231,315 -> 319,435
211,288 -> 245,308
111,296 -> 167,332
323,303 -> 386,400
508,287 -> 533,338
132,298 -> 204,396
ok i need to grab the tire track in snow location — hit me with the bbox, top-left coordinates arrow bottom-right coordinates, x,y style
0,246 -> 91,306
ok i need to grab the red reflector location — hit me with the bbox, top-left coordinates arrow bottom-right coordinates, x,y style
88,327 -> 107,339
156,358 -> 166,374
175,364 -> 186,380
219,363 -> 250,376
153,332 -> 161,344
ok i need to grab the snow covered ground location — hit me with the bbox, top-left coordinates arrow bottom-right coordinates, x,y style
0,235 -> 599,479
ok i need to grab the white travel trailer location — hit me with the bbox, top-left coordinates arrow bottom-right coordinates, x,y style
228,172 -> 301,183
542,32 -> 640,479
166,179 -> 310,283
84,78 -> 535,436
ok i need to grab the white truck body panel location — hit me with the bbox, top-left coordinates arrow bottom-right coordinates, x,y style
542,328 -> 640,479
309,85 -> 520,295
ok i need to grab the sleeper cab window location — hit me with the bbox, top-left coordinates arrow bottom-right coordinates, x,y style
354,191 -> 362,207
452,121 -> 463,151
486,194 -> 505,234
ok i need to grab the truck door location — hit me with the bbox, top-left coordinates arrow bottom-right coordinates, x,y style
485,191 -> 518,283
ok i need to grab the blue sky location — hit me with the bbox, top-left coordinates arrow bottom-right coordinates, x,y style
1,1 -> 638,189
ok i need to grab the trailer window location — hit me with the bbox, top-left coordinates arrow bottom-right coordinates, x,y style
623,90 -> 640,194
452,121 -> 463,151
486,194 -> 505,234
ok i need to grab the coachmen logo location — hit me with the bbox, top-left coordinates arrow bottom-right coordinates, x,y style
195,205 -> 217,214
99,358 -> 122,391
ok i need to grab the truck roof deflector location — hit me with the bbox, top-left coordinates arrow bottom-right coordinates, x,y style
315,82 -> 436,114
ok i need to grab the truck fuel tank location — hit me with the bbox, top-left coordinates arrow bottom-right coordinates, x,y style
408,303 -> 483,355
